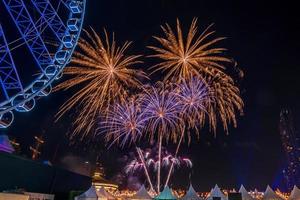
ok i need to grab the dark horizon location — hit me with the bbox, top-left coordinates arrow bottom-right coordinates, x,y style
1,0 -> 300,192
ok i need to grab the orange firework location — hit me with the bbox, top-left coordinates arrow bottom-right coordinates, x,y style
204,69 -> 244,133
148,18 -> 231,81
55,28 -> 147,138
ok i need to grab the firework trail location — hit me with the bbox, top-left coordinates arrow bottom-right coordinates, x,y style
136,147 -> 155,191
141,84 -> 182,192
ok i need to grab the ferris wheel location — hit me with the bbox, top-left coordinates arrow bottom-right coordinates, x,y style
0,0 -> 86,128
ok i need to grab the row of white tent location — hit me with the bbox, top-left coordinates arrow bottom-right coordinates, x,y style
207,185 -> 300,200
75,184 -> 300,200
138,184 -> 300,200
75,186 -> 116,200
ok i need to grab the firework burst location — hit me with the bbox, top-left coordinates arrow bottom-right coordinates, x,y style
148,18 -> 243,133
142,84 -> 182,143
175,77 -> 211,135
205,70 -> 244,133
55,28 -> 146,138
100,97 -> 146,148
148,18 -> 231,81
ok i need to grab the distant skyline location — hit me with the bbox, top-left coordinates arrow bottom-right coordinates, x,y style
1,0 -> 300,192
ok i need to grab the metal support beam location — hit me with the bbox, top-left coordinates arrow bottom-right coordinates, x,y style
30,0 -> 67,43
0,24 -> 23,100
2,0 -> 53,73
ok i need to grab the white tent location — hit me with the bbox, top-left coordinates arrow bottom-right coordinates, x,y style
262,186 -> 284,200
131,185 -> 152,200
181,185 -> 202,200
75,186 -> 98,200
97,187 -> 116,200
239,185 -> 254,200
207,185 -> 227,200
288,186 -> 300,200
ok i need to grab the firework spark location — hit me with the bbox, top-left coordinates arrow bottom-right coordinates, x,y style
55,28 -> 146,138
100,97 -> 146,148
162,155 -> 193,169
125,158 -> 144,174
148,18 -> 243,133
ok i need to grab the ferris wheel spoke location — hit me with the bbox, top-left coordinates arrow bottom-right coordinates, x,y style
60,0 -> 72,9
30,0 -> 67,43
2,0 -> 53,73
0,24 -> 24,100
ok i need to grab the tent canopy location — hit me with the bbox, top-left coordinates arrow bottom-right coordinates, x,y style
262,186 -> 284,200
288,186 -> 300,200
155,186 -> 177,200
239,185 -> 254,200
131,185 -> 152,200
207,185 -> 227,200
181,185 -> 202,200
75,186 -> 115,200
97,187 -> 115,200
75,186 -> 98,200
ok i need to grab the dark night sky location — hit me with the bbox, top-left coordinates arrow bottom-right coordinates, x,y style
2,0 -> 300,192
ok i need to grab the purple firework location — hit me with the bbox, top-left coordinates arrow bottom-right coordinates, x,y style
100,97 -> 147,148
175,77 -> 211,130
141,85 -> 182,143
164,77 -> 211,187
124,148 -> 192,174
162,155 -> 193,169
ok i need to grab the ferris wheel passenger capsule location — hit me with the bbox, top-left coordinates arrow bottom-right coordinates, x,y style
12,95 -> 35,112
63,34 -> 75,48
0,111 -> 14,128
67,18 -> 80,32
69,1 -> 82,14
55,50 -> 70,64
45,65 -> 58,78
31,80 -> 52,97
